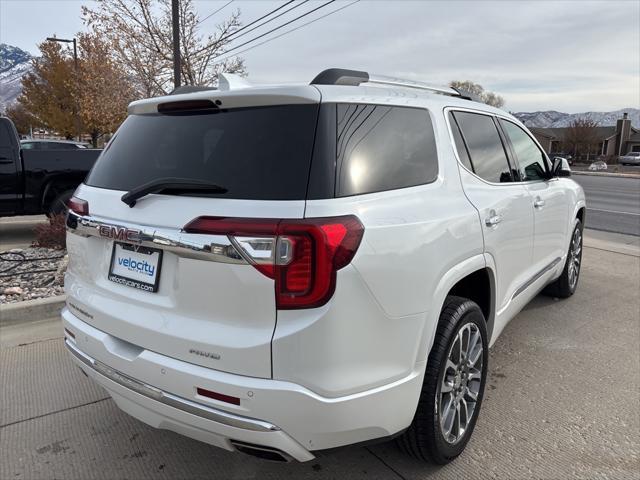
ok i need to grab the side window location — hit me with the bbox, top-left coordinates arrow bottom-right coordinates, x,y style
21,142 -> 35,150
453,112 -> 513,183
0,123 -> 14,148
335,104 -> 438,197
448,112 -> 473,171
499,120 -> 548,181
50,142 -> 74,150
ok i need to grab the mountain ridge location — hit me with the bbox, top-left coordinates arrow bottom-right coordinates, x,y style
512,108 -> 639,129
0,43 -> 33,111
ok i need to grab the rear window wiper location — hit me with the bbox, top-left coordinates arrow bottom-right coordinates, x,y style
121,177 -> 228,207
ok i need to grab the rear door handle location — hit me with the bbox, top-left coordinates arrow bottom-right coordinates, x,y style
485,214 -> 503,227
534,198 -> 545,209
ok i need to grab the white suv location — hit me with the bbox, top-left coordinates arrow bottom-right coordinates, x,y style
63,69 -> 586,464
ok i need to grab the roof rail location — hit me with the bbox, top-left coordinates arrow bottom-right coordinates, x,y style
310,68 -> 475,100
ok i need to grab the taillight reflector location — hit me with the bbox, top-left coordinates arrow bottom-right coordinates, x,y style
196,387 -> 241,406
183,215 -> 364,309
67,196 -> 89,216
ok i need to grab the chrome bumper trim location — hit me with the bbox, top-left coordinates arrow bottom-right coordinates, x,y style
64,339 -> 280,433
66,211 -> 246,264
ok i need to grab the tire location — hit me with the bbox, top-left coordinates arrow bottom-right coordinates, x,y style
397,296 -> 488,464
48,189 -> 74,216
543,218 -> 583,298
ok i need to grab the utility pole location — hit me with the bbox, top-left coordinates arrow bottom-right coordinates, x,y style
47,36 -> 80,141
172,0 -> 181,88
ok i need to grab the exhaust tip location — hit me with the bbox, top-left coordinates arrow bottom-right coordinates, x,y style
230,440 -> 292,463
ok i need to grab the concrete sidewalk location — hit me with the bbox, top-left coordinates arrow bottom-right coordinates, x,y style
0,215 -> 47,251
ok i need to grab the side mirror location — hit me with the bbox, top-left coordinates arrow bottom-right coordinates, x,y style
552,157 -> 571,177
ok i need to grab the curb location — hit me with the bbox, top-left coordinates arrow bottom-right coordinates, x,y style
0,295 -> 66,327
572,171 -> 640,179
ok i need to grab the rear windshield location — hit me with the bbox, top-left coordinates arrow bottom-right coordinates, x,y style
86,104 -> 319,200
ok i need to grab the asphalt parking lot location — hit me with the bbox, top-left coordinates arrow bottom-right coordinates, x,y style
1,233 -> 639,479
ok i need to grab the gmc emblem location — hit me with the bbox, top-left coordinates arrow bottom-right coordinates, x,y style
99,225 -> 141,242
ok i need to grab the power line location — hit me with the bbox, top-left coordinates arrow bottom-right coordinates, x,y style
198,0 -> 234,26
213,0 -> 359,63
192,0 -> 296,56
228,0 -> 310,43
212,0 -> 336,60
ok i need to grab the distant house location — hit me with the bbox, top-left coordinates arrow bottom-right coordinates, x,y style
530,113 -> 640,157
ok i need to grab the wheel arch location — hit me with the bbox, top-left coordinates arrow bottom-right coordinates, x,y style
415,255 -> 495,366
576,205 -> 585,225
40,175 -> 82,212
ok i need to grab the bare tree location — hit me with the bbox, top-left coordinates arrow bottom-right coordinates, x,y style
564,119 -> 600,161
82,0 -> 246,97
450,80 -> 505,108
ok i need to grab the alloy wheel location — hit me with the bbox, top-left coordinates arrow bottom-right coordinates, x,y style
438,322 -> 484,444
568,227 -> 582,290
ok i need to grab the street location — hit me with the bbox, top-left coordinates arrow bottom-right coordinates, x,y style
1,232 -> 638,479
572,174 -> 640,236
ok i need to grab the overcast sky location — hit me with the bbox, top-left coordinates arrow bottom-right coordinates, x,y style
1,0 -> 638,113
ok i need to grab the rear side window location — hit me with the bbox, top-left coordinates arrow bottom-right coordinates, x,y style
448,112 -> 473,171
86,104 -> 319,200
335,104 -> 437,197
452,111 -> 513,183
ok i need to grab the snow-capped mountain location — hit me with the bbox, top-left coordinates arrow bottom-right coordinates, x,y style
0,44 -> 33,112
513,108 -> 640,128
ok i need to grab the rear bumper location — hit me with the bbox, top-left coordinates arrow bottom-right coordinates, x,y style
65,338 -> 309,462
62,307 -> 422,461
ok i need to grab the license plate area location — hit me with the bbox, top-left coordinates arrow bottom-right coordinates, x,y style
108,242 -> 163,293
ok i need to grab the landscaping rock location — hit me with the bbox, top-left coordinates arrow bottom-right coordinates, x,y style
0,247 -> 66,304
3,286 -> 23,295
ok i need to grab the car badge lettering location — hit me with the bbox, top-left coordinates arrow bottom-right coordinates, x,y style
99,225 -> 141,242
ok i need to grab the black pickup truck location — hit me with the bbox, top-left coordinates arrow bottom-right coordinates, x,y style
0,116 -> 102,217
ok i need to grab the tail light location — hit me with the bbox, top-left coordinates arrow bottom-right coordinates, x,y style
67,196 -> 89,216
183,215 -> 364,309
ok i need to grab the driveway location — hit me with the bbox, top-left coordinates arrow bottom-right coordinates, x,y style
1,233 -> 638,479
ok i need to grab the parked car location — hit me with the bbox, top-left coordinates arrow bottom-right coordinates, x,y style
588,160 -> 608,171
21,139 -> 90,150
619,151 -> 640,166
0,117 -> 102,217
62,69 -> 586,465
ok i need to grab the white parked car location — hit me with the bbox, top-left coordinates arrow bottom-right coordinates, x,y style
619,151 -> 640,165
63,69 -> 586,464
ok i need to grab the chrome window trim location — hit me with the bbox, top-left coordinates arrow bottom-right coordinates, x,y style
443,106 -> 549,187
65,339 -> 280,433
66,211 -> 247,264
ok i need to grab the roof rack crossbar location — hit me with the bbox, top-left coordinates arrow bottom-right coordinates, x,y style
310,68 -> 473,100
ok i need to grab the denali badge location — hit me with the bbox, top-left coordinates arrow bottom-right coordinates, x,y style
99,225 -> 141,242
189,348 -> 221,360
